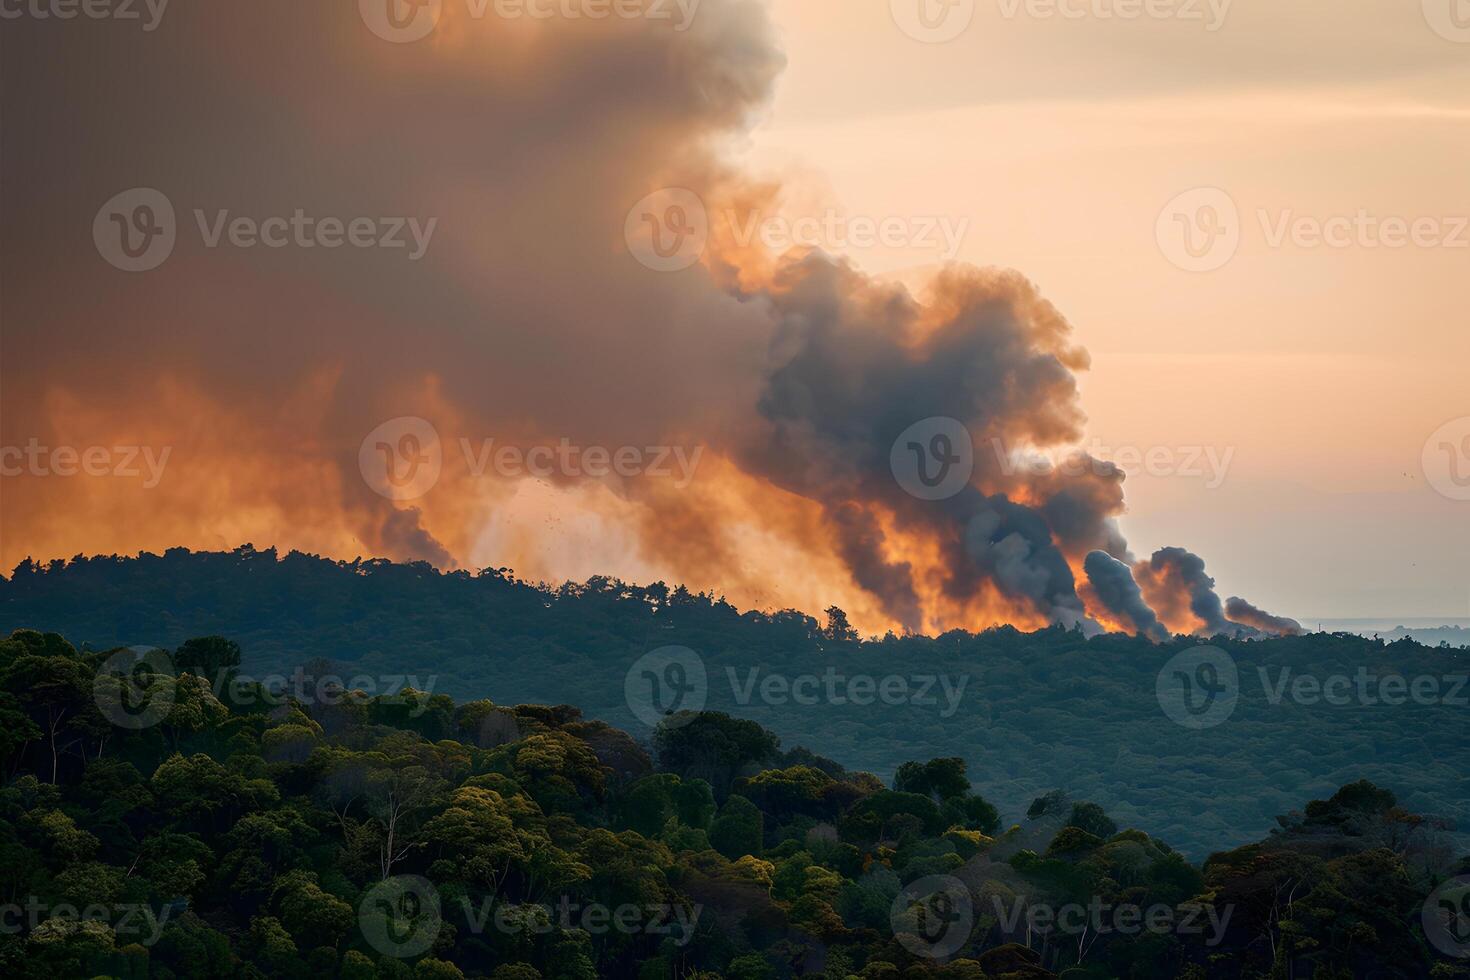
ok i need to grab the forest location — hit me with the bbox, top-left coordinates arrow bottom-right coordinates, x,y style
2,548 -> 1467,860
1,625 -> 1467,979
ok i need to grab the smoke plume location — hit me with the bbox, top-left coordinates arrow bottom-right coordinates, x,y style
1083,551 -> 1169,641
1225,597 -> 1303,636
0,0 -> 1295,639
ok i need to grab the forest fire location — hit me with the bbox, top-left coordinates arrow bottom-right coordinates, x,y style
0,0 -> 1296,640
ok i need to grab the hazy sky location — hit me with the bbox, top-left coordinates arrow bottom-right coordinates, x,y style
737,0 -> 1470,619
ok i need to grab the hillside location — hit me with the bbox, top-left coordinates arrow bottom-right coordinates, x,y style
2,548 -> 1467,860
0,627 -> 1465,978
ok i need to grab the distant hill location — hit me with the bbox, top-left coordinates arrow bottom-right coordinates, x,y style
3,547 -> 1466,859
1373,626 -> 1470,648
1314,618 -> 1470,649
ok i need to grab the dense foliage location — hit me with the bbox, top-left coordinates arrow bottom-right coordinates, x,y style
3,549 -> 1467,859
0,627 -> 1467,978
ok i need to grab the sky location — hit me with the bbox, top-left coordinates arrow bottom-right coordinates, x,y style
0,0 -> 1466,629
735,0 -> 1470,619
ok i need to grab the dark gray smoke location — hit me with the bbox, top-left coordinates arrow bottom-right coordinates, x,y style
738,256 -> 1120,631
1226,597 -> 1303,636
1137,547 -> 1229,634
1084,550 -> 1168,641
1131,547 -> 1299,639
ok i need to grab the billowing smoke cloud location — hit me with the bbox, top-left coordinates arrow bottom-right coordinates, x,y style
1135,547 -> 1230,634
1130,547 -> 1295,639
0,0 -> 1293,640
732,257 -> 1125,631
1,0 -> 784,572
1225,597 -> 1303,636
1083,551 -> 1169,641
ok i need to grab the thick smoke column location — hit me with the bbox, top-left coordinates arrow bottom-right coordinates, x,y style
736,258 -> 1127,631
0,0 -> 1298,639
1135,547 -> 1230,634
1083,551 -> 1169,641
1226,597 -> 1303,636
1130,547 -> 1296,639
0,0 -> 785,574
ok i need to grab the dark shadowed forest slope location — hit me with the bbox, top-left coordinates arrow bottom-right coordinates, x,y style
2,548 -> 1467,860
1,627 -> 1468,978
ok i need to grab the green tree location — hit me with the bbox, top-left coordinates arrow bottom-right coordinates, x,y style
710,794 -> 765,859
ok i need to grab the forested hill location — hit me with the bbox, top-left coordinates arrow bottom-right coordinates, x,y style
0,627 -> 1466,978
2,547 -> 1467,860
